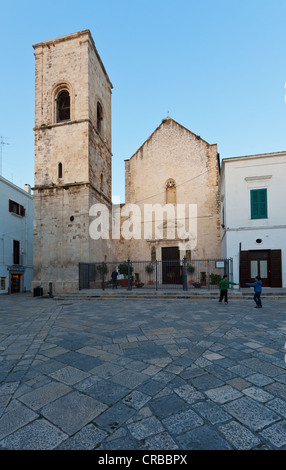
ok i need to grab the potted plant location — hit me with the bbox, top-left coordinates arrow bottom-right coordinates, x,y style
145,263 -> 154,285
187,264 -> 195,285
210,273 -> 221,285
192,281 -> 201,288
200,271 -> 206,286
118,263 -> 133,287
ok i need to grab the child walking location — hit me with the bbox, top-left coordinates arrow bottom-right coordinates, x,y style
246,276 -> 262,308
218,275 -> 238,304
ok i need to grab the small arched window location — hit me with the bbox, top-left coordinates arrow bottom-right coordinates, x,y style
166,179 -> 176,204
100,173 -> 103,191
151,246 -> 156,261
58,162 -> 63,179
57,90 -> 70,122
97,101 -> 103,134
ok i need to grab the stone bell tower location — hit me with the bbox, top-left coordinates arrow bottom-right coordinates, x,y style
32,30 -> 113,294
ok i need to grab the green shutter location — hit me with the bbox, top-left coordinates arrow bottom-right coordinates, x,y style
250,189 -> 267,219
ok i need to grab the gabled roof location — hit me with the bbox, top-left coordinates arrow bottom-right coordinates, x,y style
126,117 -> 216,161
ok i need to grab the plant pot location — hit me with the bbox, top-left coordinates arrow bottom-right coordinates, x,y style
192,282 -> 201,288
135,282 -> 144,288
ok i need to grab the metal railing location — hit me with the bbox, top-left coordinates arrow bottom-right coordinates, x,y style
79,258 -> 233,291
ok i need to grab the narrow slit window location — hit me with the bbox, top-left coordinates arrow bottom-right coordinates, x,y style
57,90 -> 70,122
97,102 -> 103,134
58,162 -> 63,179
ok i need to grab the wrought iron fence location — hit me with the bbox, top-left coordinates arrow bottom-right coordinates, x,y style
79,258 -> 233,291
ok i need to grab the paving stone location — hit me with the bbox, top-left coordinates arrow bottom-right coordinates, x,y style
192,400 -> 231,424
149,394 -> 187,419
136,378 -> 166,397
110,369 -> 148,389
190,373 -> 224,391
174,384 -> 204,404
266,398 -> 286,418
0,401 -> 38,441
205,363 -> 235,381
18,381 -> 71,410
265,382 -> 286,400
241,358 -> 285,378
223,397 -> 280,431
259,421 -> 286,448
56,424 -> 108,450
140,431 -> 179,450
226,377 -> 251,391
99,433 -> 138,450
49,365 -> 90,385
203,352 -> 225,361
176,424 -> 232,450
0,419 -> 68,450
89,362 -> 123,379
246,373 -> 274,387
205,385 -> 242,404
219,420 -> 261,450
74,375 -> 102,392
162,408 -> 204,435
83,379 -> 129,405
228,364 -> 254,378
0,382 -> 20,396
127,416 -> 164,440
122,390 -> 151,410
95,402 -> 136,430
32,359 -> 67,375
242,386 -> 274,403
41,391 -> 107,435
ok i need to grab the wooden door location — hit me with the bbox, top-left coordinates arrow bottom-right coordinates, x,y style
269,250 -> 282,287
240,249 -> 282,288
249,250 -> 270,287
161,247 -> 182,284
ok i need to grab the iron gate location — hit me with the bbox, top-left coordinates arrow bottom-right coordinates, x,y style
79,258 -> 233,291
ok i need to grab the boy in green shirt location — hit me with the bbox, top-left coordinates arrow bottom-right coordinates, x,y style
218,275 -> 238,304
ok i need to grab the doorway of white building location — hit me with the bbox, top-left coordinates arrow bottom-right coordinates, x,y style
249,250 -> 270,286
240,249 -> 282,287
9,273 -> 23,293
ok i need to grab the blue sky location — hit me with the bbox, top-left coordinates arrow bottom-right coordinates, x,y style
1,0 -> 286,201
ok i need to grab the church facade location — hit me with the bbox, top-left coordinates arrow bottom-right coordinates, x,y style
31,30 -> 223,294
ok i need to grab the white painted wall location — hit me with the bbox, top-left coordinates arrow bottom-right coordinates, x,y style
0,176 -> 33,294
221,152 -> 286,287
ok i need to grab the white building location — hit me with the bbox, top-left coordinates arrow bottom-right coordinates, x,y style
220,151 -> 286,288
0,176 -> 33,294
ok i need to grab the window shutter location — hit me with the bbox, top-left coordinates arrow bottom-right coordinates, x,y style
251,189 -> 267,219
9,200 -> 13,212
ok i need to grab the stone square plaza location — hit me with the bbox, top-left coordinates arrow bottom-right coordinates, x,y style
0,292 -> 286,453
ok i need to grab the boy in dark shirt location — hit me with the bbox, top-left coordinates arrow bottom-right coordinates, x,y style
218,275 -> 238,304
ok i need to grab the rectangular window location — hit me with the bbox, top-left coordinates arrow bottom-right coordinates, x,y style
13,240 -> 20,265
9,200 -> 25,217
250,189 -> 267,219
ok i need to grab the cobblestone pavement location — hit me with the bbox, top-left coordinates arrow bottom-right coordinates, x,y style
0,293 -> 286,450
